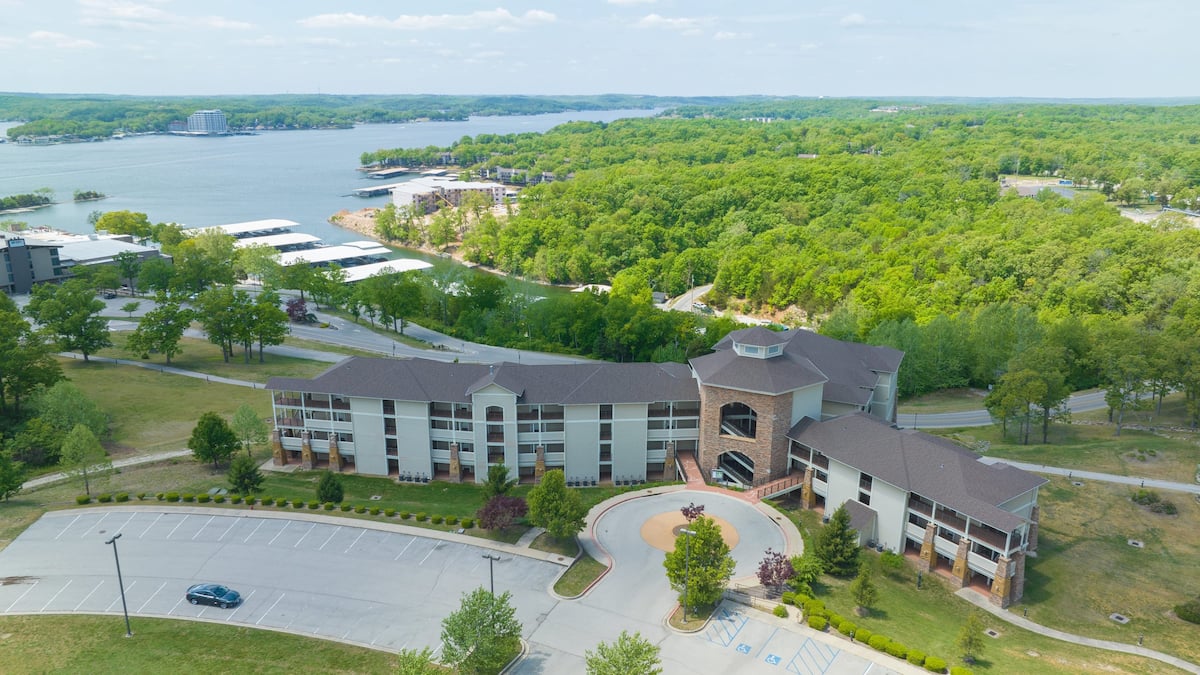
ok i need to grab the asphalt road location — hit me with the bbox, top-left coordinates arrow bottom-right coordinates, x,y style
896,390 -> 1114,429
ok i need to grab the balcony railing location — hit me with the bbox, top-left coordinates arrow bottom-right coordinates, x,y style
486,411 -> 504,422
274,396 -> 301,407
936,508 -> 967,533
487,433 -> 504,443
908,499 -> 933,516
969,524 -> 1010,552
304,397 -> 330,408
331,400 -> 350,411
275,417 -> 302,427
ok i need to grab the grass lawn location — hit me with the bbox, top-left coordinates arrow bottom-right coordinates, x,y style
898,388 -> 993,414
0,614 -> 399,674
940,424 -> 1200,482
96,333 -> 337,383
530,532 -> 579,557
553,553 -> 607,597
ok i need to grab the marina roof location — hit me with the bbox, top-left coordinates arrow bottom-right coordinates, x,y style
183,219 -> 299,237
277,242 -> 391,267
233,233 -> 322,249
341,259 -> 433,282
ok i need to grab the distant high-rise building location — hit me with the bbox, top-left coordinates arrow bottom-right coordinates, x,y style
186,110 -> 228,135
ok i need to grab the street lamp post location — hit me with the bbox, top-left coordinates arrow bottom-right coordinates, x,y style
681,528 -> 696,623
481,553 -> 500,595
105,533 -> 132,638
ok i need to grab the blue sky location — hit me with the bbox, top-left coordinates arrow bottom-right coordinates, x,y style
2,0 -> 1196,98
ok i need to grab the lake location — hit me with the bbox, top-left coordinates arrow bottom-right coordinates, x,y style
0,109 -> 654,289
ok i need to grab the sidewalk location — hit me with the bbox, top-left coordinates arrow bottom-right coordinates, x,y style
978,457 -> 1200,495
22,448 -> 193,490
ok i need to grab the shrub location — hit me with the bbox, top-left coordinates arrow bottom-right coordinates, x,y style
827,613 -> 844,629
245,496 -> 257,506
807,615 -> 827,631
155,492 -> 165,501
773,604 -> 788,618
1151,500 -> 1178,515
385,508 -> 396,517
908,649 -> 927,666
838,620 -> 856,637
950,667 -> 974,675
781,591 -> 796,605
197,494 -> 211,503
445,516 -> 458,525
886,642 -> 908,659
136,492 -> 147,501
791,593 -> 812,606
854,628 -> 873,644
260,496 -> 272,506
182,494 -> 195,502
1175,598 -> 1200,624
231,495 -> 243,504
324,502 -> 335,511
430,514 -> 443,524
802,598 -> 827,618
355,505 -> 366,514
76,495 -> 91,505
460,518 -> 474,528
166,492 -> 180,502
308,500 -> 320,510
213,495 -> 225,503
924,656 -> 947,672
341,503 -> 353,512
97,494 -> 112,503
116,493 -> 130,502
415,511 -> 428,521
293,499 -> 306,509
868,634 -> 890,651
400,511 -> 411,519
274,497 -> 288,507
1132,489 -> 1160,505
370,506 -> 381,516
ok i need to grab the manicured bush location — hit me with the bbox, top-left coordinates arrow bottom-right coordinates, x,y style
197,494 -> 211,503
907,649 -> 927,666
97,494 -> 113,503
165,492 -> 180,502
155,492 -> 165,501
116,493 -> 130,502
308,500 -> 320,509
773,604 -> 788,618
854,628 -> 873,644
802,598 -> 827,618
445,516 -> 458,525
807,615 -> 827,631
231,495 -> 243,504
136,492 -> 147,501
400,511 -> 412,519
213,495 -> 225,503
275,497 -> 288,507
827,613 -> 844,629
355,505 -> 367,514
924,655 -> 947,672
292,499 -> 306,509
886,641 -> 908,659
385,508 -> 396,517
949,667 -> 974,675
837,620 -> 856,637
430,514 -> 443,524
370,506 -> 381,515
791,593 -> 812,606
76,495 -> 91,505
415,512 -> 428,521
868,634 -> 890,651
460,518 -> 474,528
182,494 -> 195,502
341,503 -> 353,512
1175,597 -> 1200,624
781,591 -> 796,605
324,502 -> 335,511
259,496 -> 272,506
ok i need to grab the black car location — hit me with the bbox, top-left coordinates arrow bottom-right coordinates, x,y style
185,583 -> 242,608
102,291 -> 117,299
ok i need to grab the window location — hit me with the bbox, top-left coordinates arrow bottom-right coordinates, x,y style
858,491 -> 871,506
719,402 -> 757,438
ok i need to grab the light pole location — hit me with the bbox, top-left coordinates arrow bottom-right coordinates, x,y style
481,553 -> 500,595
681,528 -> 696,623
105,533 -> 132,638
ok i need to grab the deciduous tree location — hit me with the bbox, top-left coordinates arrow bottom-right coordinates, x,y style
0,449 -> 27,501
849,562 -> 878,616
24,278 -> 112,361
584,630 -> 662,675
756,548 -> 795,592
476,495 -> 527,530
232,404 -> 268,457
956,610 -> 986,664
439,588 -> 523,675
526,469 -> 587,540
59,424 -> 110,496
663,515 -> 735,614
189,412 -> 239,469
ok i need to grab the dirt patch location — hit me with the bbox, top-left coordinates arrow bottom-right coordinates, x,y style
640,512 -> 739,552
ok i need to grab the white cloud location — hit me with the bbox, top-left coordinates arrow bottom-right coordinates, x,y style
27,30 -> 98,48
299,9 -> 555,31
636,14 -> 705,35
0,36 -> 19,49
840,12 -> 867,27
79,0 -> 251,31
713,31 -> 749,41
238,35 -> 287,47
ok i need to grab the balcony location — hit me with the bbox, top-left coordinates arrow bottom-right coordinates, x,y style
331,399 -> 350,411
274,396 -> 301,407
907,498 -> 933,516
935,508 -> 967,533
486,410 -> 504,422
275,417 -> 302,428
600,408 -> 613,420
811,454 -> 829,469
487,432 -> 505,443
969,524 -> 1010,552
303,397 -> 330,409
647,408 -> 671,417
599,429 -> 612,441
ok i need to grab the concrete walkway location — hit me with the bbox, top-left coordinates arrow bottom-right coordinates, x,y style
956,588 -> 1200,674
979,457 -> 1200,495
22,448 -> 194,490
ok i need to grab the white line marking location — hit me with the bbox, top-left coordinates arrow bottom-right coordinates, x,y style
243,519 -> 266,543
5,581 -> 39,612
54,514 -> 82,540
419,546 -> 436,566
75,581 -> 104,611
139,513 -> 164,539
225,589 -> 254,621
256,593 -> 285,625
191,515 -> 215,540
166,516 -> 187,539
268,521 -> 290,546
168,596 -> 185,615
344,529 -> 366,554
136,582 -> 166,613
105,580 -> 136,611
114,513 -> 136,534
81,512 -> 110,538
293,523 -> 315,548
394,537 -> 415,560
40,580 -> 72,612
318,526 -> 341,551
218,517 -> 239,541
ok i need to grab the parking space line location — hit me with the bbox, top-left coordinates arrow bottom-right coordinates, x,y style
75,581 -> 104,611
226,589 -> 255,621
136,582 -> 167,613
114,513 -> 137,535
166,516 -> 187,539
754,627 -> 779,657
5,580 -> 38,612
218,518 -> 239,541
419,545 -> 438,566
40,580 -> 72,612
138,513 -> 164,539
81,512 -> 109,538
191,515 -> 215,540
243,519 -> 266,543
268,522 -> 291,546
256,593 -> 285,625
168,596 -> 185,615
318,526 -> 341,551
394,537 -> 415,560
344,529 -> 366,554
293,523 -> 316,548
54,515 -> 82,540
105,580 -> 136,611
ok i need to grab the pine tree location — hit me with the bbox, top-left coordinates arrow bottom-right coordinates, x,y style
814,504 -> 860,576
316,470 -> 344,503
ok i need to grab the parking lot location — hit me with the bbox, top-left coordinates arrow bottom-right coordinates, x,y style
0,509 -> 563,654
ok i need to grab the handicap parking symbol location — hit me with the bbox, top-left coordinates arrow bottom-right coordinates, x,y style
765,654 -> 782,666
736,643 -> 752,655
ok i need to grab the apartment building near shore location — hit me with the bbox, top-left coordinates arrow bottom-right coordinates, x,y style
267,326 -> 1043,606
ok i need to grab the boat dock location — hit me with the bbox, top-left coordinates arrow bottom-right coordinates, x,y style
352,181 -> 409,198
367,167 -> 412,179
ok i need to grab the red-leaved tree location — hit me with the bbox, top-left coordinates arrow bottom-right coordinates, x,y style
681,502 -> 705,523
476,495 -> 528,530
757,548 -> 795,592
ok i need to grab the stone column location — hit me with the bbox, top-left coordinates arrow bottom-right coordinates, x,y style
917,522 -> 937,573
990,555 -> 1014,607
271,429 -> 286,466
1009,552 -> 1026,605
300,431 -> 314,470
663,441 -> 677,482
1026,505 -> 1040,554
328,436 -> 341,472
448,442 -> 462,483
951,538 -> 971,588
534,444 -> 546,483
799,466 -> 816,509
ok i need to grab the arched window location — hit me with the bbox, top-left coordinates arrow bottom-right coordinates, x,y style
719,402 -> 757,438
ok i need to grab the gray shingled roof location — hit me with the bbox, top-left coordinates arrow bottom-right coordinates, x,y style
689,348 -> 827,395
267,357 -> 698,405
787,413 -> 1045,532
734,326 -> 791,347
842,499 -> 878,538
699,327 -> 903,404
